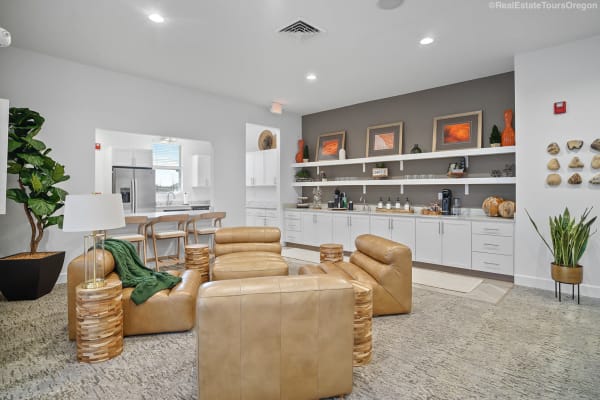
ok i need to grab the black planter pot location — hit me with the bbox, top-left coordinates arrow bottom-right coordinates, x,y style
0,251 -> 65,301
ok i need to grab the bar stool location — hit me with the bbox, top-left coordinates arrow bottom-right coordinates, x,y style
186,212 -> 226,253
108,216 -> 148,265
146,214 -> 189,271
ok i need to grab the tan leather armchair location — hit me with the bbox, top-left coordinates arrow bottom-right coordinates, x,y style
300,234 -> 412,315
67,250 -> 203,340
212,226 -> 289,280
196,275 -> 354,400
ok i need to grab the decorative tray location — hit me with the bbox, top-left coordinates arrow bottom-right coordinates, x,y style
375,208 -> 414,214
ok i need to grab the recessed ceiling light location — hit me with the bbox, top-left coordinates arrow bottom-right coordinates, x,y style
148,13 -> 165,23
420,37 -> 434,45
306,73 -> 317,81
377,0 -> 404,10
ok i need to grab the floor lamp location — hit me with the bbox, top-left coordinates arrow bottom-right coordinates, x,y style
63,193 -> 125,289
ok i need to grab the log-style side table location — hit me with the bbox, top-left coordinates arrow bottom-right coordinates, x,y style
350,280 -> 373,366
320,243 -> 344,263
75,280 -> 123,363
185,244 -> 210,283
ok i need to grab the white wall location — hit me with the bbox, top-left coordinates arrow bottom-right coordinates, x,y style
0,47 -> 301,278
514,35 -> 600,297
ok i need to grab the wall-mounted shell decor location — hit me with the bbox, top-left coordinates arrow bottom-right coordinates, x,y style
547,142 -> 560,155
546,174 -> 561,186
547,158 -> 560,170
567,140 -> 583,150
568,156 -> 584,168
568,173 -> 582,185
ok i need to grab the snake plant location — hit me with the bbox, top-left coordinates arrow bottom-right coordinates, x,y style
526,207 -> 597,267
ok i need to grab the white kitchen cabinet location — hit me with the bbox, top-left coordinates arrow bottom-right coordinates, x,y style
471,221 -> 514,276
246,149 -> 278,186
416,218 -> 471,269
332,214 -> 369,252
246,208 -> 280,229
284,211 -> 302,243
440,220 -> 471,269
302,212 -> 333,247
112,148 -> 153,168
415,219 -> 442,264
191,154 -> 211,187
370,216 -> 415,260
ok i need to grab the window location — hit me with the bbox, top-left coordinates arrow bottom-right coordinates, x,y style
152,143 -> 181,192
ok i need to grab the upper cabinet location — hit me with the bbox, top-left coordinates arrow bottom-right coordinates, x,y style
246,149 -> 278,187
192,154 -> 211,187
112,148 -> 153,168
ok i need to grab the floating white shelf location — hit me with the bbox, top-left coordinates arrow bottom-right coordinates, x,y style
292,177 -> 516,187
291,146 -> 515,168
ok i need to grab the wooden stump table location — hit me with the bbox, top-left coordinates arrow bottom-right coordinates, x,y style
76,280 -> 123,363
320,243 -> 344,263
350,280 -> 373,366
185,244 -> 210,283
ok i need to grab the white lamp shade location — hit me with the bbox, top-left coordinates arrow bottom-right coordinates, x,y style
62,193 -> 125,232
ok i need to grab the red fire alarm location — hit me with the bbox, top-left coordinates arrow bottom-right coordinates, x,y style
554,101 -> 567,114
95,143 -> 101,150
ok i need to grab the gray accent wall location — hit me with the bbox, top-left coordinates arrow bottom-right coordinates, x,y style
301,72 -> 515,208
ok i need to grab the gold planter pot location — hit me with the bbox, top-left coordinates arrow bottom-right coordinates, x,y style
551,263 -> 583,284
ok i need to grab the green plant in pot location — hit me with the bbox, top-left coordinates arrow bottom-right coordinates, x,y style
490,125 -> 501,148
303,144 -> 309,162
0,108 -> 70,300
526,207 -> 596,289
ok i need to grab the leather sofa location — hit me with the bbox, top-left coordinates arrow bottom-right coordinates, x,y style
196,275 -> 354,400
300,234 -> 412,315
67,250 -> 203,340
212,227 -> 289,280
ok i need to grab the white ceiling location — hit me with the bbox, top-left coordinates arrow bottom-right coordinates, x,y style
1,0 -> 599,115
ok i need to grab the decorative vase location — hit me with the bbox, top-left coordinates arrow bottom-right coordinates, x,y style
501,109 -> 515,147
295,139 -> 304,163
410,144 -> 423,154
551,263 -> 583,284
339,148 -> 346,160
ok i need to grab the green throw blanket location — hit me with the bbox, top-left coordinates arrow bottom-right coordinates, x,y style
102,239 -> 182,305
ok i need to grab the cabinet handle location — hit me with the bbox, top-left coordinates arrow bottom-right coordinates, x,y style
483,261 -> 500,266
441,221 -> 444,234
349,216 -> 352,227
483,243 -> 499,247
483,228 -> 499,231
438,221 -> 441,234
391,219 -> 394,230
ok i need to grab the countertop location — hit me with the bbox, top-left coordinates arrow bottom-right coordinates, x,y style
284,206 -> 515,223
124,209 -> 210,219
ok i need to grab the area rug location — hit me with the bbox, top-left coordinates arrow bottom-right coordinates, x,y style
1,283 -> 599,399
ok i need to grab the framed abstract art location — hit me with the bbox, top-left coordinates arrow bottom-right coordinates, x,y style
432,111 -> 482,152
315,131 -> 346,161
366,122 -> 403,157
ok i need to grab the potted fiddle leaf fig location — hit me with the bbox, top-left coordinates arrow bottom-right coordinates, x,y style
0,108 -> 70,300
526,207 -> 596,289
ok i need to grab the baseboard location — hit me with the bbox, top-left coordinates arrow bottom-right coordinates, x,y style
515,274 -> 600,298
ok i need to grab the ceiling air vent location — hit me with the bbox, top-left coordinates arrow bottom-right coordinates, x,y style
278,20 -> 322,36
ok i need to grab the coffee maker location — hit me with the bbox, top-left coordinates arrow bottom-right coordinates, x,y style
441,188 -> 452,215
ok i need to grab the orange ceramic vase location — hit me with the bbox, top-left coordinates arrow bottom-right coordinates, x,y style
501,109 -> 515,146
295,139 -> 304,163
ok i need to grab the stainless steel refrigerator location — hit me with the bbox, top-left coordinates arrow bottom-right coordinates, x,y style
112,167 -> 156,213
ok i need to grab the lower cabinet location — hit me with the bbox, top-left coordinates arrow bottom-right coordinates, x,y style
415,219 -> 471,269
246,208 -> 280,229
370,216 -> 415,261
301,213 -> 332,247
283,211 -> 513,276
332,214 -> 370,252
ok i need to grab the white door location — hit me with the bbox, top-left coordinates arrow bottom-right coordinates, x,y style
415,219 -> 442,264
349,215 -> 370,252
441,220 -> 472,269
192,154 -> 211,187
245,152 -> 254,186
332,214 -> 351,250
390,217 -> 416,261
370,216 -> 391,239
301,213 -> 318,246
314,213 -> 333,246
253,151 -> 265,186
